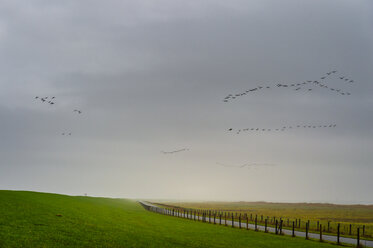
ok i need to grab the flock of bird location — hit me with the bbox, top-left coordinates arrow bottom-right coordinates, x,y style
216,162 -> 276,169
162,69 -> 352,165
34,70 -> 354,170
230,124 -> 337,135
222,70 -> 355,102
161,148 -> 190,154
35,96 -> 56,105
34,96 -> 83,136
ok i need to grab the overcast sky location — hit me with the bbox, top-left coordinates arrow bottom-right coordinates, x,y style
0,0 -> 372,204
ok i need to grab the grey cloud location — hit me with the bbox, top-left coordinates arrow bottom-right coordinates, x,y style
0,0 -> 372,203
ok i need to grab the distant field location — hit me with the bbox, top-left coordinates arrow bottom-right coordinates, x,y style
161,201 -> 373,239
0,191 -> 341,248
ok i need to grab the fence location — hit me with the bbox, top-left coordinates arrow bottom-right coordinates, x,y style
139,201 -> 372,248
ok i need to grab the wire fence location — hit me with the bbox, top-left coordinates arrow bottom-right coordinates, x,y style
139,201 -> 373,248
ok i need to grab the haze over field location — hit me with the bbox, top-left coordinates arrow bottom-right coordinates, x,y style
0,0 -> 372,203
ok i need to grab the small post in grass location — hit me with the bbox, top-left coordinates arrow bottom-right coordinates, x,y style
225,212 -> 227,226
337,223 -> 340,244
264,218 -> 268,232
239,215 -> 241,229
363,225 -> 365,236
305,222 -> 309,239
280,219 -> 283,234
320,224 -> 323,242
357,227 -> 360,248
275,220 -> 278,234
255,215 -> 258,231
292,221 -> 295,237
219,213 -> 222,225
247,217 -> 249,230
349,224 -> 352,236
232,214 -> 234,228
214,213 -> 216,224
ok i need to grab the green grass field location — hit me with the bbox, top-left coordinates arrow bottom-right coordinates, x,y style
0,191 -> 346,248
161,201 -> 373,239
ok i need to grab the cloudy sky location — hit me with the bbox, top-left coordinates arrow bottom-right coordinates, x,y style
0,0 -> 372,203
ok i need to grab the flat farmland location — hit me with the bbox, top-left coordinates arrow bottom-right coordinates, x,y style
160,201 -> 373,239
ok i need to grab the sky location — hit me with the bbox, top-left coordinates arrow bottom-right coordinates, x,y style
0,0 -> 372,204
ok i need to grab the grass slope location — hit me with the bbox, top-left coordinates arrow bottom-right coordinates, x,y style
0,191 -> 341,248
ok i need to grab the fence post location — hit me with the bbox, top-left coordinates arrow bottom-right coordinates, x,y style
306,222 -> 309,239
225,212 -> 227,226
275,220 -> 278,234
357,227 -> 360,248
239,215 -> 241,229
255,215 -> 258,231
219,214 -> 222,225
349,224 -> 352,236
214,213 -> 216,224
363,225 -> 365,236
232,214 -> 234,228
265,219 -> 268,232
247,217 -> 249,230
320,224 -> 323,242
328,221 -> 330,232
292,221 -> 295,237
337,223 -> 340,244
280,219 -> 283,234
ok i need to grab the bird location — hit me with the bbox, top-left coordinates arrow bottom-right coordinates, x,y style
35,96 -> 39,99
321,77 -> 326,79
308,89 -> 312,91
228,128 -> 233,131
340,77 -> 344,79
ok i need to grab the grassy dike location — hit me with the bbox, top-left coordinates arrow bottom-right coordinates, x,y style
0,190 -> 342,248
